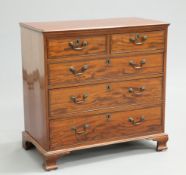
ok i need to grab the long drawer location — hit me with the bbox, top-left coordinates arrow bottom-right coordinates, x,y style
49,77 -> 162,118
48,53 -> 163,86
49,106 -> 162,150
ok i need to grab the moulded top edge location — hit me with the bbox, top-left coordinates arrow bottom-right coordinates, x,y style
19,17 -> 170,33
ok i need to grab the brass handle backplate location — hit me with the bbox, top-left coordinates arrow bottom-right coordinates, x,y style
69,39 -> 88,50
129,33 -> 148,45
128,86 -> 145,95
69,64 -> 89,76
129,59 -> 146,70
128,116 -> 145,126
71,124 -> 89,135
70,93 -> 88,104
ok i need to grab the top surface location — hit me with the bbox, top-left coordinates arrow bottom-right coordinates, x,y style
20,17 -> 169,32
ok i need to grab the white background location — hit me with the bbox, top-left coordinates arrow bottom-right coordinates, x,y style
0,0 -> 186,174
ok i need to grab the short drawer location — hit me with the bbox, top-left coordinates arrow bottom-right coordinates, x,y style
49,106 -> 162,150
48,53 -> 163,86
112,31 -> 164,54
47,36 -> 106,58
49,77 -> 162,118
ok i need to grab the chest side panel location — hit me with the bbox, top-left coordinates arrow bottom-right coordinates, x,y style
21,27 -> 49,150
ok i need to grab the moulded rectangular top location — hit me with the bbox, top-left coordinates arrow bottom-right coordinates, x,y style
20,17 -> 169,32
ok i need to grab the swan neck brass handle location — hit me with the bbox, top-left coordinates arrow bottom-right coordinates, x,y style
128,86 -> 145,95
129,33 -> 148,45
69,64 -> 89,76
70,93 -> 88,104
69,39 -> 88,50
71,124 -> 89,135
128,116 -> 145,126
129,59 -> 146,70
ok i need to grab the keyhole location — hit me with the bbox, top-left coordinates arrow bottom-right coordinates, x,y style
106,114 -> 111,121
136,33 -> 140,39
106,84 -> 112,91
76,39 -> 80,44
106,58 -> 111,65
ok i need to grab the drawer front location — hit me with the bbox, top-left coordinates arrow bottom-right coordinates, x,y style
50,106 -> 162,150
49,77 -> 162,117
47,36 -> 106,58
48,53 -> 163,86
112,31 -> 164,54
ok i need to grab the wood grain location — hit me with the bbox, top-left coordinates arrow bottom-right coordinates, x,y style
20,17 -> 169,32
48,53 -> 163,86
47,36 -> 106,58
20,18 -> 169,170
161,29 -> 168,132
21,27 -> 49,150
49,106 -> 162,150
152,134 -> 168,151
49,77 -> 162,118
22,131 -> 168,171
112,31 -> 164,54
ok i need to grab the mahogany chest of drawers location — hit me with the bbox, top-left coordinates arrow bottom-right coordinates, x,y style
20,17 -> 169,171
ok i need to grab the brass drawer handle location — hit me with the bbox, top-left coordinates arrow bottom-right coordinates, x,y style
69,39 -> 88,50
70,93 -> 88,104
71,124 -> 89,135
129,59 -> 146,70
128,116 -> 145,126
128,86 -> 145,95
69,64 -> 89,76
129,33 -> 148,45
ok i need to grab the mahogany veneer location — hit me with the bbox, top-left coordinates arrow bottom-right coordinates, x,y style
20,17 -> 169,171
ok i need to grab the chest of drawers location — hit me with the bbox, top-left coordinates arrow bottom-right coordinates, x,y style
20,17 -> 169,171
